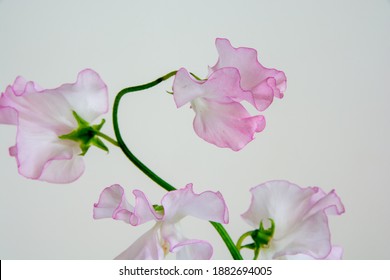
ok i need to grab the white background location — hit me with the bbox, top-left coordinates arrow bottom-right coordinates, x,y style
0,0 -> 389,259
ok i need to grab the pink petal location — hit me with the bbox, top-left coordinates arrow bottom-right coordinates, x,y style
242,180 -> 345,260
173,68 -> 207,108
0,106 -> 18,125
12,125 -> 83,182
192,97 -> 265,151
37,154 -> 85,183
93,185 -> 161,225
211,38 -> 287,111
173,67 -> 254,107
173,68 -> 266,151
161,222 -> 213,260
130,189 -> 162,226
0,69 -> 109,183
324,246 -> 343,260
93,184 -> 134,222
161,184 -> 229,224
115,225 -> 164,260
281,246 -> 343,260
45,69 -> 108,122
172,239 -> 213,260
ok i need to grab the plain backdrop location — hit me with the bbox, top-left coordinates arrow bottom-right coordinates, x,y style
0,0 -> 389,259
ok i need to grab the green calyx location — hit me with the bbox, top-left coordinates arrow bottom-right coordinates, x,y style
59,111 -> 108,156
153,204 -> 164,214
236,218 -> 275,260
252,218 -> 275,247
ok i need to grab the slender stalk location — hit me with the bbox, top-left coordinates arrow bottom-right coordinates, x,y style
112,71 -> 177,192
236,230 -> 253,250
95,131 -> 120,147
211,222 -> 243,260
112,71 -> 243,260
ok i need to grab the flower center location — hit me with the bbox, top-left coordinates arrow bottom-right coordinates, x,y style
161,240 -> 170,257
191,98 -> 208,114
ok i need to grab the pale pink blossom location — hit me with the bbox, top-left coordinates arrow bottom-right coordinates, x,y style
241,180 -> 345,260
93,184 -> 228,260
211,38 -> 287,111
173,38 -> 285,151
173,67 -> 265,151
0,69 -> 108,183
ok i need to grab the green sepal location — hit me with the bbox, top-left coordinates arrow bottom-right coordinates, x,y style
189,72 -> 205,81
241,243 -> 256,250
251,218 -> 275,247
153,204 -> 164,213
59,111 -> 109,156
236,219 -> 276,260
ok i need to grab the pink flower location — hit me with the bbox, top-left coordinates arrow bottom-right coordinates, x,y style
211,38 -> 287,111
173,68 -> 265,151
173,38 -> 286,151
93,184 -> 229,260
0,69 -> 108,183
241,180 -> 345,260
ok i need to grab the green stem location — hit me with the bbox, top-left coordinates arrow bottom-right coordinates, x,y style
112,71 -> 177,192
211,222 -> 243,260
112,71 -> 243,260
95,131 -> 120,147
236,230 -> 253,250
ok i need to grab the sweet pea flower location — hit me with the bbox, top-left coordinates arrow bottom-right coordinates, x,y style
210,38 -> 287,111
0,69 -> 108,183
241,180 -> 345,260
173,67 -> 266,151
173,38 -> 286,151
93,184 -> 229,260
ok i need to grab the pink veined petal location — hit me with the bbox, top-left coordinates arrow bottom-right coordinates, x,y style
192,98 -> 265,151
172,239 -> 213,260
130,190 -> 162,226
160,222 -> 213,260
173,66 -> 266,151
93,185 -> 161,225
11,76 -> 29,95
324,246 -> 343,260
0,69 -> 109,183
0,106 -> 18,125
306,188 -> 345,217
280,246 -> 343,260
93,184 -> 134,222
161,184 -> 229,224
173,67 -> 254,107
37,153 -> 85,184
173,68 -> 206,108
115,224 -> 164,260
211,38 -> 287,111
12,123 -> 82,182
45,69 -> 109,123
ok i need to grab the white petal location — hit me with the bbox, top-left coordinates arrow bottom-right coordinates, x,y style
161,184 -> 228,224
115,224 -> 164,260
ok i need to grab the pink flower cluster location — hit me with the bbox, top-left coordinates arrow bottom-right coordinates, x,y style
0,38 -> 345,260
92,180 -> 344,260
93,184 -> 228,259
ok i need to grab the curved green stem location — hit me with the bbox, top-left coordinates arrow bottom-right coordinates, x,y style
236,230 -> 253,250
112,71 -> 177,192
211,222 -> 243,260
112,71 -> 243,260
